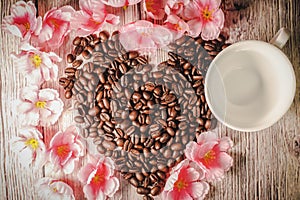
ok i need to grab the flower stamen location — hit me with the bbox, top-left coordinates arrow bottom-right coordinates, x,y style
25,138 -> 39,150
24,22 -> 30,31
56,145 -> 71,159
31,54 -> 42,68
202,6 -> 213,21
174,179 -> 188,192
35,101 -> 46,109
203,150 -> 216,164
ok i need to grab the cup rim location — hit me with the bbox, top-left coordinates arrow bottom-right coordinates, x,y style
204,40 -> 296,132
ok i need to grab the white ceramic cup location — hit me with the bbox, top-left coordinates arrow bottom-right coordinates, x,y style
205,28 -> 296,132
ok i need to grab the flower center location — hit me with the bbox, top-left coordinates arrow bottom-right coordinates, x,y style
174,23 -> 182,31
202,6 -> 213,21
203,150 -> 216,164
52,187 -> 58,193
25,138 -> 39,150
50,19 -> 59,28
35,101 -> 46,109
31,54 -> 42,68
92,173 -> 105,184
24,22 -> 30,31
56,145 -> 71,159
174,179 -> 188,192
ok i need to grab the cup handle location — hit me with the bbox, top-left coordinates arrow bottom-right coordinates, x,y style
269,28 -> 291,49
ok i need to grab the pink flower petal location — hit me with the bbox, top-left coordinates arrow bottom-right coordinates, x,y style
182,1 -> 200,20
218,152 -> 233,171
201,20 -> 222,40
187,181 -> 210,199
187,19 -> 203,37
104,177 -> 119,197
218,137 -> 233,151
78,163 -> 96,184
212,9 -> 225,29
197,131 -> 218,144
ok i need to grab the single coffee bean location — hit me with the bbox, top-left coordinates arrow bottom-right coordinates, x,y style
137,187 -> 150,195
102,140 -> 116,150
129,177 -> 139,187
72,59 -> 83,68
150,186 -> 161,196
73,36 -> 81,46
171,143 -> 183,151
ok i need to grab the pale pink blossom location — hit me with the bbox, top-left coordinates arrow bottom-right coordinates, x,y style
164,14 -> 189,40
119,20 -> 173,53
2,1 -> 42,40
71,0 -> 119,36
32,6 -> 75,50
144,0 -> 166,20
35,177 -> 75,200
10,128 -> 46,169
101,0 -> 142,7
16,86 -> 64,126
162,159 -> 210,200
11,43 -> 61,84
78,154 -> 119,200
165,0 -> 189,15
183,0 -> 224,40
185,131 -> 233,182
48,126 -> 85,174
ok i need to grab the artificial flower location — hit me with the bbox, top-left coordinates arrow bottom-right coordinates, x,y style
71,0 -> 119,36
78,154 -> 119,200
11,43 -> 61,84
16,86 -> 64,126
2,1 -> 42,40
101,0 -> 142,8
35,177 -> 75,200
10,128 -> 46,169
182,0 -> 224,40
162,159 -> 209,200
119,20 -> 173,53
165,0 -> 189,15
164,14 -> 189,39
185,131 -> 233,182
32,6 -> 75,50
144,0 -> 166,20
48,125 -> 85,174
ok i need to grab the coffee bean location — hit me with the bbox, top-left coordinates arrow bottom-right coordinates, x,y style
99,30 -> 109,41
143,195 -> 154,200
171,143 -> 183,151
102,140 -> 116,150
72,59 -> 83,68
73,36 -> 81,45
136,172 -> 144,182
150,186 -> 161,196
74,116 -> 84,123
137,187 -> 150,195
129,177 -> 139,187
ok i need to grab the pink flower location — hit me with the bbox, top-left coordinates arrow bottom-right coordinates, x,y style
101,0 -> 142,7
16,86 -> 64,126
71,0 -> 119,36
165,0 -> 189,15
78,154 -> 119,200
48,126 -> 85,174
185,131 -> 233,182
10,128 -> 46,169
144,0 -> 166,20
32,6 -> 75,50
119,20 -> 173,53
162,159 -> 210,200
2,1 -> 42,40
164,14 -> 189,40
35,177 -> 75,200
11,43 -> 61,84
182,0 -> 224,40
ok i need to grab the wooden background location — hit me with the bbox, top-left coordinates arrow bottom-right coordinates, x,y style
1,0 -> 300,199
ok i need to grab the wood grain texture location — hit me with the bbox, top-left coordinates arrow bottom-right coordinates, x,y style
1,0 -> 299,199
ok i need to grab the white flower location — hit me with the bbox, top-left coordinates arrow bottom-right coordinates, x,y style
35,177 -> 75,200
16,86 -> 64,126
10,128 -> 46,169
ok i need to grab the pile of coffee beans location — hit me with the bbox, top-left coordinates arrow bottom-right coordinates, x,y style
59,31 -> 230,199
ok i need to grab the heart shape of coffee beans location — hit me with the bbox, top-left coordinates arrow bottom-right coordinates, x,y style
59,31 -> 229,199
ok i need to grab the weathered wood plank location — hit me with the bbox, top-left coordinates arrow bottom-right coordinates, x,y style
1,0 -> 299,200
